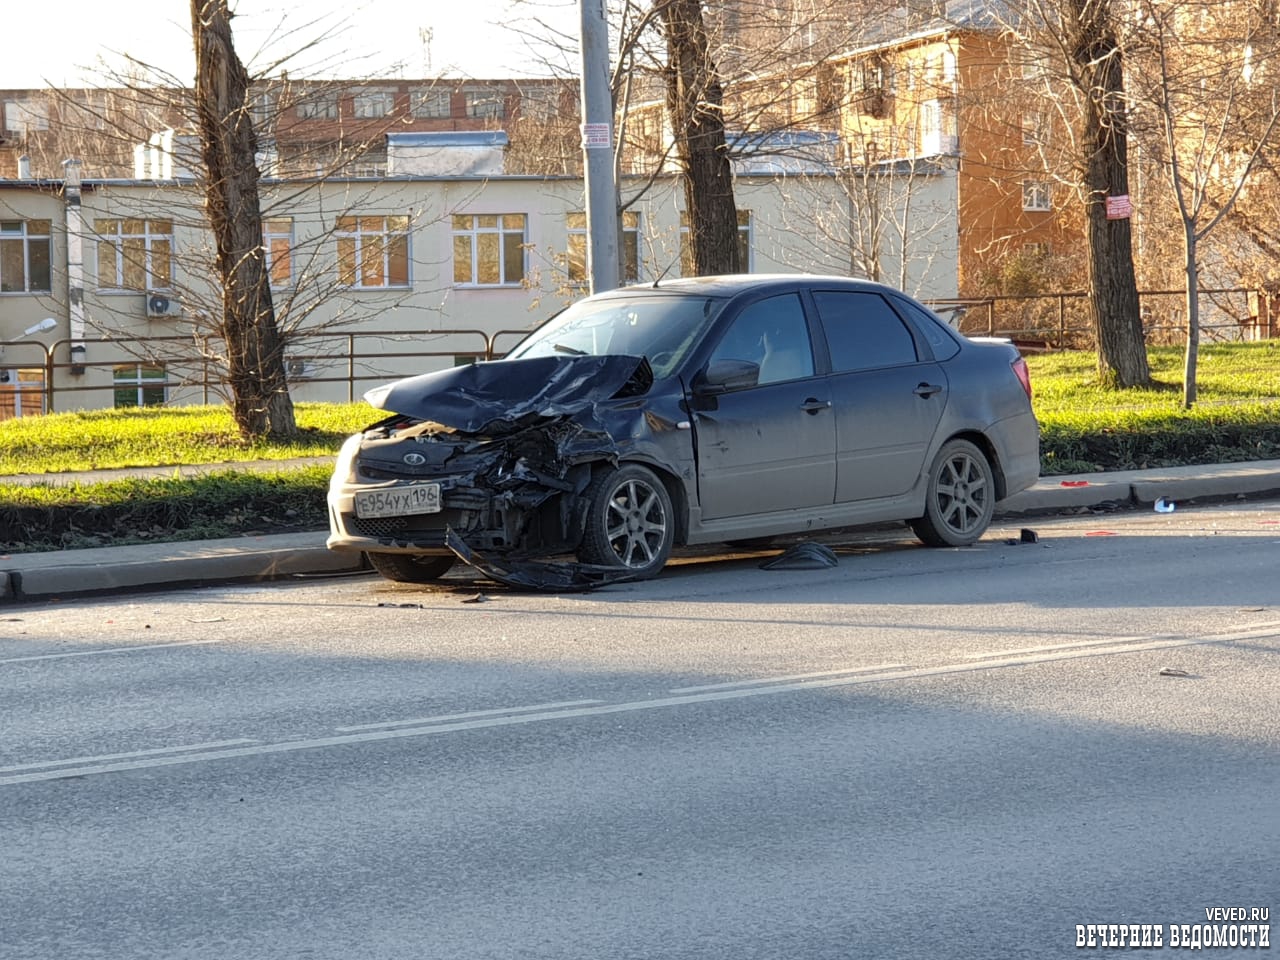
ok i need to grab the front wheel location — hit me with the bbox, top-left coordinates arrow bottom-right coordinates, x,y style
910,439 -> 995,547
577,464 -> 675,579
365,552 -> 455,583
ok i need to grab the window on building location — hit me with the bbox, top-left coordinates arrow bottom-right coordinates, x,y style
0,220 -> 52,293
3,98 -> 49,133
353,90 -> 396,119
566,211 -> 640,285
452,214 -> 525,286
1022,180 -> 1052,212
680,210 -> 751,276
412,89 -> 452,118
464,89 -> 505,119
113,364 -> 167,408
1023,111 -> 1050,146
263,218 -> 293,288
0,368 -> 46,419
297,92 -> 339,120
250,89 -> 279,125
518,87 -> 562,122
336,215 -> 410,288
95,219 -> 173,291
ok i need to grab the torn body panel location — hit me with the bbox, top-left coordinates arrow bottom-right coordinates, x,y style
327,354 -> 693,588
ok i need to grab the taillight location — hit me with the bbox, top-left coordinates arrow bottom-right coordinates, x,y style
1011,356 -> 1032,400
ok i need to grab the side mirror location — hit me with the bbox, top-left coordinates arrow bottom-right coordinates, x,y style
694,358 -> 760,396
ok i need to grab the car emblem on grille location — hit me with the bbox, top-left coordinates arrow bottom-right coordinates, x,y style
402,453 -> 427,466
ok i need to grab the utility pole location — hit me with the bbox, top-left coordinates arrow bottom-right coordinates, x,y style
579,0 -> 619,293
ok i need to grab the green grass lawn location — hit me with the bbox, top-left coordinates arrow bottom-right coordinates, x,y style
3,344 -> 1278,552
0,343 -> 1277,478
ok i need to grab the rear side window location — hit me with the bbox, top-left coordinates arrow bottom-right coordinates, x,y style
889,294 -> 962,361
812,291 -> 918,372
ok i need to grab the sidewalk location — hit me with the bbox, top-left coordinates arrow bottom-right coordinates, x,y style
4,460 -> 1280,604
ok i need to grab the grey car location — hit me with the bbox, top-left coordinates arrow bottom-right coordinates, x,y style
326,275 -> 1040,587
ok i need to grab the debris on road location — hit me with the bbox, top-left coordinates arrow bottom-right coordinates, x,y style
759,542 -> 839,570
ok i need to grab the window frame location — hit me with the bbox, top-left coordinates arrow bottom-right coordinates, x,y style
679,210 -> 751,276
262,217 -> 293,289
566,211 -> 640,285
112,363 -> 168,408
352,89 -> 396,119
451,213 -> 526,287
463,88 -> 505,119
1022,180 -> 1052,212
94,218 -> 173,292
296,92 -> 339,120
0,219 -> 52,293
412,89 -> 452,119
3,98 -> 49,133
336,215 -> 411,289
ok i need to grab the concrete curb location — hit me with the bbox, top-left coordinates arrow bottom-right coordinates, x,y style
3,460 -> 1280,603
996,459 -> 1280,515
1,532 -> 364,604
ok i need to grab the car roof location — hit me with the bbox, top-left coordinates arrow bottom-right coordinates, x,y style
594,274 -> 909,300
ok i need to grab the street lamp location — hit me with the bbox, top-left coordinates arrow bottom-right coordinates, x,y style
0,317 -> 57,374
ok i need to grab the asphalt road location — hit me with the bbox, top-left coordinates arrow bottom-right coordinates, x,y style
3,503 -> 1278,959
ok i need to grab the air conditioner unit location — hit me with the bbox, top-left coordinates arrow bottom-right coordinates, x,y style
146,293 -> 181,317
286,359 -> 317,380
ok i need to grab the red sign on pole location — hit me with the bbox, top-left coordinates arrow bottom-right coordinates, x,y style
1106,195 -> 1133,220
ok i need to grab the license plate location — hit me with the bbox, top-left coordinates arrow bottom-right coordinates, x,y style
354,484 -> 441,519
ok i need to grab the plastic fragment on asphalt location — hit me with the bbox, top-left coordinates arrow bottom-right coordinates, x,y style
461,593 -> 490,604
1060,480 -> 1090,487
1159,667 -> 1192,677
376,602 -> 423,609
1085,531 -> 1117,537
1020,528 -> 1039,543
759,542 -> 839,570
1154,497 -> 1176,513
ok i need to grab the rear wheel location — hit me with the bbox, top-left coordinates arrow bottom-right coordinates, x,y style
910,439 -> 995,547
365,552 -> 455,583
578,464 -> 675,579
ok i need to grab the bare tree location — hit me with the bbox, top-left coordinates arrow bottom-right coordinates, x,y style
1009,0 -> 1150,387
657,0 -> 741,275
1127,0 -> 1280,406
191,0 -> 295,439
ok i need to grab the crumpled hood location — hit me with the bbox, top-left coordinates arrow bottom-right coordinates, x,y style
364,354 -> 653,433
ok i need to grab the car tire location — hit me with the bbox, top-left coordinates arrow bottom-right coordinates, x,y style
910,439 -> 995,547
365,552 -> 455,583
578,464 -> 675,578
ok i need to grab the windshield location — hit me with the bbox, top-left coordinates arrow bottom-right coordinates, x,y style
505,293 -> 726,379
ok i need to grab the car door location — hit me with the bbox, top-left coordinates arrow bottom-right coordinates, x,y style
810,290 -> 948,503
691,292 -> 836,521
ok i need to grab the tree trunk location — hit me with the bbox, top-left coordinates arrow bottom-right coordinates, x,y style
191,0 -> 297,439
1070,0 -> 1151,388
660,0 -> 740,276
1182,224 -> 1199,408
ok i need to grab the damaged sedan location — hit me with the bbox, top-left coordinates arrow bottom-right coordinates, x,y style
326,275 -> 1040,588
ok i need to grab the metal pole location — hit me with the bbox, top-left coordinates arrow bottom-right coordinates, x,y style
579,0 -> 619,293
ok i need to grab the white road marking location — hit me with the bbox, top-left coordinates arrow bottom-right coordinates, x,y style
0,638 -> 223,665
0,739 -> 260,774
670,664 -> 909,693
962,621 -> 1280,660
334,699 -> 607,732
3,626 -> 1273,788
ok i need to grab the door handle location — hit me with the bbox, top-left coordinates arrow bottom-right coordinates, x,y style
914,383 -> 943,398
799,398 -> 832,414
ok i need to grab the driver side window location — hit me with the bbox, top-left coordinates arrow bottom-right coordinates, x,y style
709,294 -> 814,385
